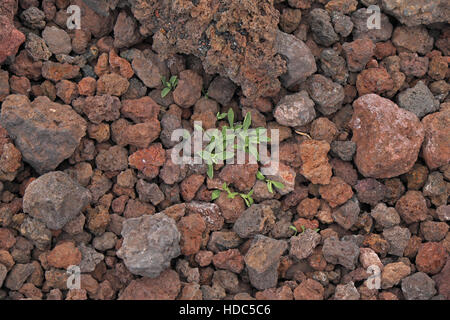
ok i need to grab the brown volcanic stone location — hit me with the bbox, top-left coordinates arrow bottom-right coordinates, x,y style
119,269 -> 180,300
356,68 -> 394,96
421,110 -> 450,170
139,0 -> 286,101
319,177 -> 354,208
128,143 -> 165,179
47,242 -> 82,269
395,191 -> 429,224
416,242 -> 447,275
299,140 -> 332,185
0,15 -> 25,64
177,213 -> 206,256
294,279 -> 324,300
350,94 -> 424,178
0,95 -> 87,174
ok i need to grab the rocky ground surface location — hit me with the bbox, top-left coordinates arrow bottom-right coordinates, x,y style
0,0 -> 449,300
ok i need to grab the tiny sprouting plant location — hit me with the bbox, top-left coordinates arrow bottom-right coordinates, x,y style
211,189 -> 221,201
161,75 -> 178,98
202,88 -> 209,99
222,182 -> 239,199
290,225 -> 319,236
239,189 -> 254,207
256,171 -> 285,193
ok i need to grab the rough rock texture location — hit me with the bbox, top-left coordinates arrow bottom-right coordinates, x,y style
0,95 -> 87,174
381,0 -> 450,26
141,0 -> 286,101
244,235 -> 287,290
350,94 -> 424,178
421,110 -> 450,170
274,91 -> 316,127
23,171 -> 92,230
117,213 -> 181,278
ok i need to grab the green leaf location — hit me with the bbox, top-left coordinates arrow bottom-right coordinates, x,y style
169,76 -> 178,86
211,190 -> 221,200
248,145 -> 259,161
243,112 -> 252,130
222,182 -> 228,190
161,87 -> 171,98
161,76 -> 167,85
227,108 -> 234,128
271,181 -> 285,189
217,112 -> 227,120
289,225 -> 298,236
256,171 -> 265,181
300,225 -> 306,233
221,151 -> 235,161
267,181 -> 273,193
207,164 -> 214,179
314,228 -> 320,233
227,192 -> 238,199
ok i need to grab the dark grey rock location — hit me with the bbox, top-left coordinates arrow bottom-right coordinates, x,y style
117,213 -> 181,278
322,237 -> 359,270
276,30 -> 317,88
290,229 -> 321,260
351,8 -> 393,42
370,203 -> 400,228
401,272 -> 437,300
330,141 -> 356,161
136,179 -> 165,206
23,171 -> 92,230
306,74 -> 344,115
309,9 -> 339,47
397,81 -> 439,119
233,203 -> 276,239
383,226 -> 411,257
244,235 -> 287,290
4,263 -> 35,290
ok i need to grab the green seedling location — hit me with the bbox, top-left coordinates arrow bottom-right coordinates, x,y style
161,75 -> 178,98
256,171 -> 285,193
239,189 -> 254,207
211,189 -> 221,201
222,182 -> 239,199
202,88 -> 209,99
289,225 -> 306,237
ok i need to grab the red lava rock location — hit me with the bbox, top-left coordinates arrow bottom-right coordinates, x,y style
113,11 -> 142,49
294,279 -> 324,300
428,55 -> 448,81
111,118 -> 161,149
195,250 -> 213,267
310,117 -> 338,144
433,257 -> 450,299
119,269 -> 181,300
342,39 -> 375,72
299,139 -> 332,185
219,162 -> 258,193
296,198 -> 321,219
97,73 -> 129,97
421,110 -> 450,170
212,249 -> 244,274
356,68 -> 394,96
392,26 -> 434,55
9,76 -> 31,96
42,61 -> 80,82
10,50 -> 42,81
128,143 -> 165,179
350,94 -> 424,178
109,49 -> 134,79
319,177 -> 354,208
215,192 -> 246,223
293,218 -> 319,232
177,213 -> 206,256
395,191 -> 429,224
121,97 -> 160,123
180,174 -> 205,202
399,52 -> 429,77
354,178 -> 387,206
0,228 -> 16,250
47,242 -> 82,270
416,242 -> 447,275
172,70 -> 203,108
374,41 -> 396,60
55,80 -> 78,104
0,15 -> 25,64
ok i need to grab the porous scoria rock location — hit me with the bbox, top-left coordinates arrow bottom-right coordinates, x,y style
142,0 -> 286,100
381,0 -> 450,26
275,30 -> 316,88
119,269 -> 181,300
421,110 -> 450,170
274,91 -> 315,127
0,95 -> 87,174
299,140 -> 332,185
397,81 -> 439,119
117,213 -> 180,278
0,14 -> 25,64
401,272 -> 436,300
290,229 -> 321,260
23,171 -> 92,230
244,235 -> 287,290
322,237 -> 359,270
233,203 -> 276,239
350,94 -> 424,179
381,262 -> 411,289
